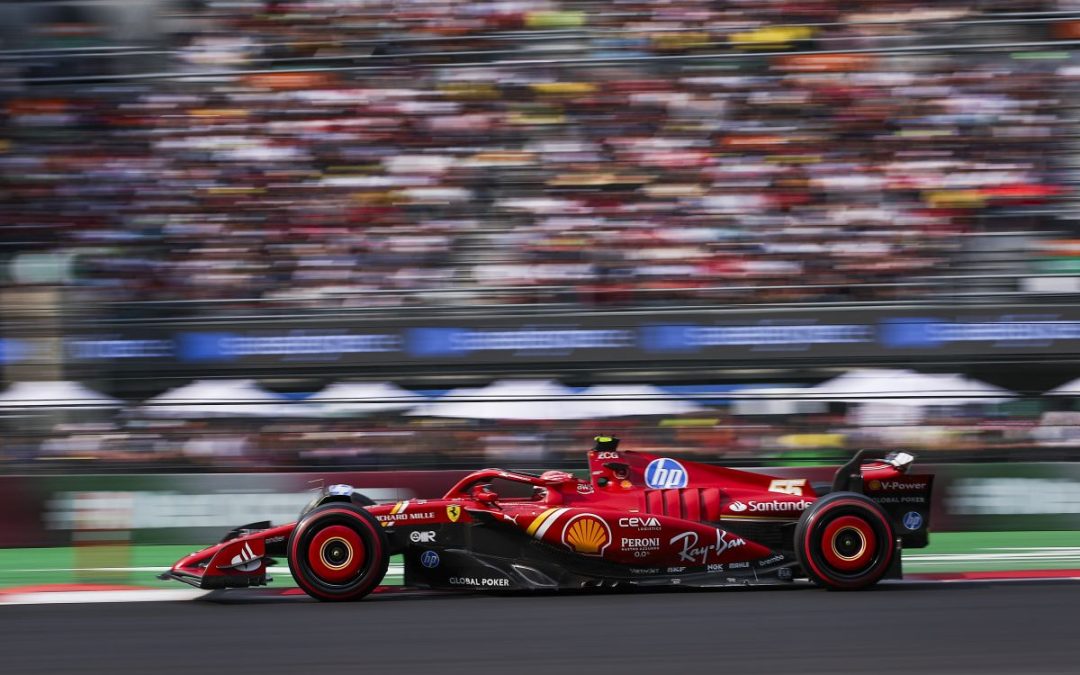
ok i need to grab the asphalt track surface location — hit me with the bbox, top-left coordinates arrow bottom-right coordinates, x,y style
1,581 -> 1077,675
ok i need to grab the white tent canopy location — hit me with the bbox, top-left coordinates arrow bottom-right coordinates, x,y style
0,381 -> 121,410
140,379 -> 312,418
1048,378 -> 1080,396
307,381 -> 422,415
808,368 -> 1014,406
730,386 -> 823,416
575,384 -> 706,418
407,379 -> 583,420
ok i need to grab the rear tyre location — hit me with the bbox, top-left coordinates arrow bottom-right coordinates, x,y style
288,504 -> 389,601
795,492 -> 894,590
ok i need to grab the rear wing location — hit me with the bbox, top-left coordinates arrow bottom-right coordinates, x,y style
832,449 -> 933,549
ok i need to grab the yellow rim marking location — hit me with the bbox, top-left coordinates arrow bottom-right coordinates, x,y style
830,526 -> 868,562
320,536 -> 355,570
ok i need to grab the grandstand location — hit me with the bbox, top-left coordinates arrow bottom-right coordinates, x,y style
1,1 -> 1080,471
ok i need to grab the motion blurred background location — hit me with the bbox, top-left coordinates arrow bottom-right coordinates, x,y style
3,0 -> 1080,569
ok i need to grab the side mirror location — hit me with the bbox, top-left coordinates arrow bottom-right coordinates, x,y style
471,484 -> 499,505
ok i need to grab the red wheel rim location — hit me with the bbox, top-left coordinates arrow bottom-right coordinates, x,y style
307,524 -> 366,584
821,515 -> 877,572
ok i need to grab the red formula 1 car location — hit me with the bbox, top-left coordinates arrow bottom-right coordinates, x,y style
161,437 -> 933,600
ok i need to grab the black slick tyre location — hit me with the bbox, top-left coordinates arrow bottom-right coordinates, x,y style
795,491 -> 895,590
287,503 -> 389,601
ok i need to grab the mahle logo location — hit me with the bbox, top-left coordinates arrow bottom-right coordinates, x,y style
645,458 -> 688,489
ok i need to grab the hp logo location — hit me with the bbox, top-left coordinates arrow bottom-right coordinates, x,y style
902,511 -> 924,531
644,458 -> 688,489
420,550 -> 440,569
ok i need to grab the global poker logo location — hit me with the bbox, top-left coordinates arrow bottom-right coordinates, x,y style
645,458 -> 688,489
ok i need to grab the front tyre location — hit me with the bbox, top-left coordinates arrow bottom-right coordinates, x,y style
288,504 -> 388,601
795,492 -> 894,590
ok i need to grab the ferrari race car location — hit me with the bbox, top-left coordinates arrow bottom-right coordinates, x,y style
161,437 -> 933,600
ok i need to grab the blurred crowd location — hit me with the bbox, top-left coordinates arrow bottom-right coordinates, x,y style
1,0 -> 1077,310
0,403 -> 1072,473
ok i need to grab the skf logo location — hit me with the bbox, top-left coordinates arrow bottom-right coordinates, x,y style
561,514 -> 612,556
768,479 -> 806,496
644,458 -> 688,489
446,504 -> 461,522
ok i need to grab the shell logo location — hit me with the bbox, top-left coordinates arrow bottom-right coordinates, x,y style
868,480 -> 882,491
561,514 -> 612,556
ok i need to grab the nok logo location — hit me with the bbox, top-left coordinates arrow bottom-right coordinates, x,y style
561,514 -> 612,556
645,458 -> 688,489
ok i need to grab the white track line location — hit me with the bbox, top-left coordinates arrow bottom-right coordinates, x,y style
4,565 -> 406,575
1,589 -> 209,605
906,552 -> 1080,562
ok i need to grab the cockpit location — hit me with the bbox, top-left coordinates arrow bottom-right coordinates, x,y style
444,468 -> 586,506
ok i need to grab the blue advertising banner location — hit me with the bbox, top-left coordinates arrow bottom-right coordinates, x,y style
46,303 -> 1080,373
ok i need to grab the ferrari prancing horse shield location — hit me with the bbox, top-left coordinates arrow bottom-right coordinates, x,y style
447,504 -> 461,522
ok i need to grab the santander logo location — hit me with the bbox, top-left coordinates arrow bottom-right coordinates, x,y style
728,499 -> 811,514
